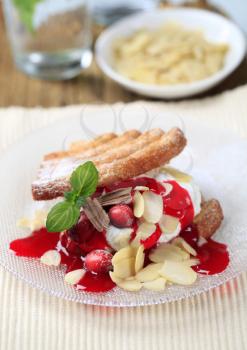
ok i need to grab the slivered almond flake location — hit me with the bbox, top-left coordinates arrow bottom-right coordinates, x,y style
125,276 -> 136,281
113,257 -> 135,278
133,191 -> 144,218
162,183 -> 173,196
131,222 -> 156,247
159,215 -> 181,235
135,245 -> 145,273
183,259 -> 200,267
40,250 -> 61,266
149,243 -> 189,263
65,269 -> 86,285
112,246 -> 136,264
136,263 -> 163,282
98,187 -> 132,206
84,198 -> 110,232
161,166 -> 192,183
109,271 -> 123,285
142,191 -> 163,223
159,260 -> 197,285
143,278 -> 166,291
172,237 -> 197,256
134,186 -> 149,191
118,279 -> 142,292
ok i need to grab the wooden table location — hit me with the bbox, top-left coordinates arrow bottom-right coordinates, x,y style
0,7 -> 247,107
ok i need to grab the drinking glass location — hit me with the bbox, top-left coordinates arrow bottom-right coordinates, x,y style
3,0 -> 92,80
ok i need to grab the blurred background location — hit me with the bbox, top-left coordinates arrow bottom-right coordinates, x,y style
0,0 -> 246,106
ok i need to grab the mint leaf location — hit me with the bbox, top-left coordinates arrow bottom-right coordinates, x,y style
46,161 -> 99,233
64,191 -> 77,202
46,201 -> 80,232
70,161 -> 99,198
76,196 -> 86,208
13,0 -> 43,31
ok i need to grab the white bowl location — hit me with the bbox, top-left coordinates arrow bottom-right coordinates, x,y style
95,8 -> 246,99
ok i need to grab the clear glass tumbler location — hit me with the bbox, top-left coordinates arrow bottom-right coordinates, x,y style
3,0 -> 92,80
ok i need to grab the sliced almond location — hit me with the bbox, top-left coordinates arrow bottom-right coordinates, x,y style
159,215 -> 181,235
143,278 -> 166,291
109,271 -> 123,285
125,276 -> 136,281
142,191 -> 163,224
113,257 -> 135,279
183,258 -> 200,267
131,222 -> 156,247
134,186 -> 149,191
133,191 -> 145,218
135,245 -> 145,273
118,279 -> 142,292
40,250 -> 61,266
162,166 -> 192,183
172,237 -> 197,256
149,243 -> 189,263
162,182 -> 173,196
159,260 -> 197,285
64,269 -> 86,285
136,263 -> 163,282
112,246 -> 136,264
137,222 -> 156,239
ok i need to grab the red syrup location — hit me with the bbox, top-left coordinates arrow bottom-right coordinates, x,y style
10,229 -> 114,292
10,229 -> 116,293
10,228 -> 60,258
180,225 -> 229,275
77,272 -> 115,292
163,180 -> 194,229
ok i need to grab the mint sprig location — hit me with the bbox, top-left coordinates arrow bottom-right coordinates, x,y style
13,0 -> 43,32
46,161 -> 99,233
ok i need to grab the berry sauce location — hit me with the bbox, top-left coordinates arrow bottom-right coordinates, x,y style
180,225 -> 229,275
10,228 -> 60,258
77,272 -> 115,292
9,176 -> 229,293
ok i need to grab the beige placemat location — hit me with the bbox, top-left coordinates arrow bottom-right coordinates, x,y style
1,85 -> 247,350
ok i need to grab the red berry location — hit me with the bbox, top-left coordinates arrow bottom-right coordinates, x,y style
72,212 -> 94,242
84,249 -> 113,274
109,204 -> 134,228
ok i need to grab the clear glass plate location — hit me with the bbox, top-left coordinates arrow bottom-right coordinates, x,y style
0,111 -> 247,307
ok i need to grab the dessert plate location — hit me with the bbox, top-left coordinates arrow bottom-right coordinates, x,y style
0,113 -> 247,306
96,8 -> 246,99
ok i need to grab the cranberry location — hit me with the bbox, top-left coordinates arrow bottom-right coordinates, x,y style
70,212 -> 93,243
84,249 -> 113,274
109,204 -> 134,228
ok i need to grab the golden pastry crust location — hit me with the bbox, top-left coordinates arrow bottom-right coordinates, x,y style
32,128 -> 186,200
98,128 -> 186,186
193,199 -> 224,238
44,132 -> 118,160
44,130 -> 140,160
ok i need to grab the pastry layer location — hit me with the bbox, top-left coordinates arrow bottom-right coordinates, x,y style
32,128 -> 186,200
